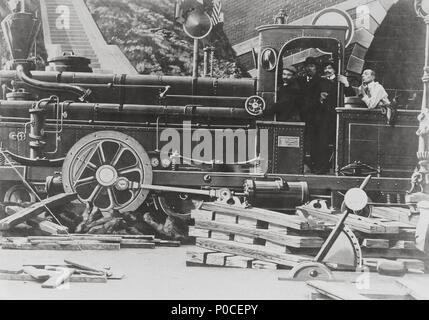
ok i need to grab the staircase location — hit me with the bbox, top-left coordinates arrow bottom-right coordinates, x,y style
39,0 -> 137,74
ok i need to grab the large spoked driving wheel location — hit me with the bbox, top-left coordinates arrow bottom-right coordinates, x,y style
62,131 -> 153,213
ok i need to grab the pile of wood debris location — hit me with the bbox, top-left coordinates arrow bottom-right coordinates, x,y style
0,193 -> 188,249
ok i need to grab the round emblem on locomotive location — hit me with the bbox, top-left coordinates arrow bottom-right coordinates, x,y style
260,48 -> 277,71
245,95 -> 266,116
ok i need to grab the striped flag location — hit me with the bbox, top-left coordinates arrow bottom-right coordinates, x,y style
209,0 -> 224,26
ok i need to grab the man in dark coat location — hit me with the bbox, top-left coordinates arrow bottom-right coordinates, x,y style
297,57 -> 324,172
271,66 -> 302,122
313,61 -> 356,174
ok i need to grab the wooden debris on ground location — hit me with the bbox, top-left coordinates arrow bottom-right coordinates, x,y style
0,193 -> 77,231
0,234 -> 180,250
0,259 -> 125,288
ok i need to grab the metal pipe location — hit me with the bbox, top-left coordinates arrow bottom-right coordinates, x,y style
16,65 -> 91,102
0,101 -> 253,118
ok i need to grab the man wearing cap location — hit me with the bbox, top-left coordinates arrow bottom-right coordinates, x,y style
271,65 -> 302,121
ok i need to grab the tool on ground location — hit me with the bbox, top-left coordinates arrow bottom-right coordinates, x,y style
288,175 -> 371,281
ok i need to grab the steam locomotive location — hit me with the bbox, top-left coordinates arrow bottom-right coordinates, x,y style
0,9 -> 417,217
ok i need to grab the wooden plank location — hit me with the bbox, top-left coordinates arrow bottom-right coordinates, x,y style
297,206 -> 399,234
362,239 -> 390,249
64,259 -> 108,275
391,241 -> 417,250
0,266 -> 23,274
225,255 -> 254,268
264,240 -> 286,253
362,248 -> 429,260
26,218 -> 69,235
251,260 -> 278,270
153,239 -> 181,247
237,216 -> 257,228
306,281 -> 370,300
206,252 -> 235,266
397,259 -> 426,273
42,268 -> 75,288
196,238 -> 310,267
233,235 -> 255,245
190,210 -> 214,221
0,272 -> 107,283
188,227 -> 210,238
28,235 -> 123,243
186,248 -> 216,264
69,234 -> 155,241
0,193 -> 77,230
213,212 -> 237,223
201,202 -> 312,230
210,231 -> 230,240
1,242 -> 120,250
194,220 -> 324,248
371,207 -> 418,227
23,266 -> 52,281
396,279 -> 429,300
120,241 -> 156,249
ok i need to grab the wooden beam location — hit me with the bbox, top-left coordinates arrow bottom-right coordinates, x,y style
297,206 -> 399,234
0,193 -> 77,230
42,268 -> 75,288
0,272 -> 107,283
193,220 -> 324,248
1,241 -> 120,251
196,238 -> 310,267
200,202 -> 317,230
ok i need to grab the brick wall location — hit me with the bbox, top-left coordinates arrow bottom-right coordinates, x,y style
223,0 -> 347,45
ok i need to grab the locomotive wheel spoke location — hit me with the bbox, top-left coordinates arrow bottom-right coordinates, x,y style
74,175 -> 96,188
87,185 -> 103,203
118,163 -> 142,176
111,145 -> 127,167
73,147 -> 99,182
107,187 -> 119,207
98,142 -> 107,164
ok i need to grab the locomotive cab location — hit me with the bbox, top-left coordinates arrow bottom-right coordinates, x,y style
256,25 -> 347,112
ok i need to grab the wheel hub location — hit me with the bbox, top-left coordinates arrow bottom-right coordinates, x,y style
96,165 -> 118,186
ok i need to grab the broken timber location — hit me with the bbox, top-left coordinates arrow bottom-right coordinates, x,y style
296,205 -> 399,234
200,202 -> 323,230
0,193 -> 77,231
195,238 -> 311,267
191,220 -> 324,248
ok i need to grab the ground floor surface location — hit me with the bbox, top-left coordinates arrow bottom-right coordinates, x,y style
0,245 -> 426,300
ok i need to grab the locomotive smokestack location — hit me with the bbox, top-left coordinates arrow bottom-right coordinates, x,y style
1,9 -> 40,64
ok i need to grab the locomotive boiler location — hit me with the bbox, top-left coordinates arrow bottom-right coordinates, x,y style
0,9 -> 416,217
